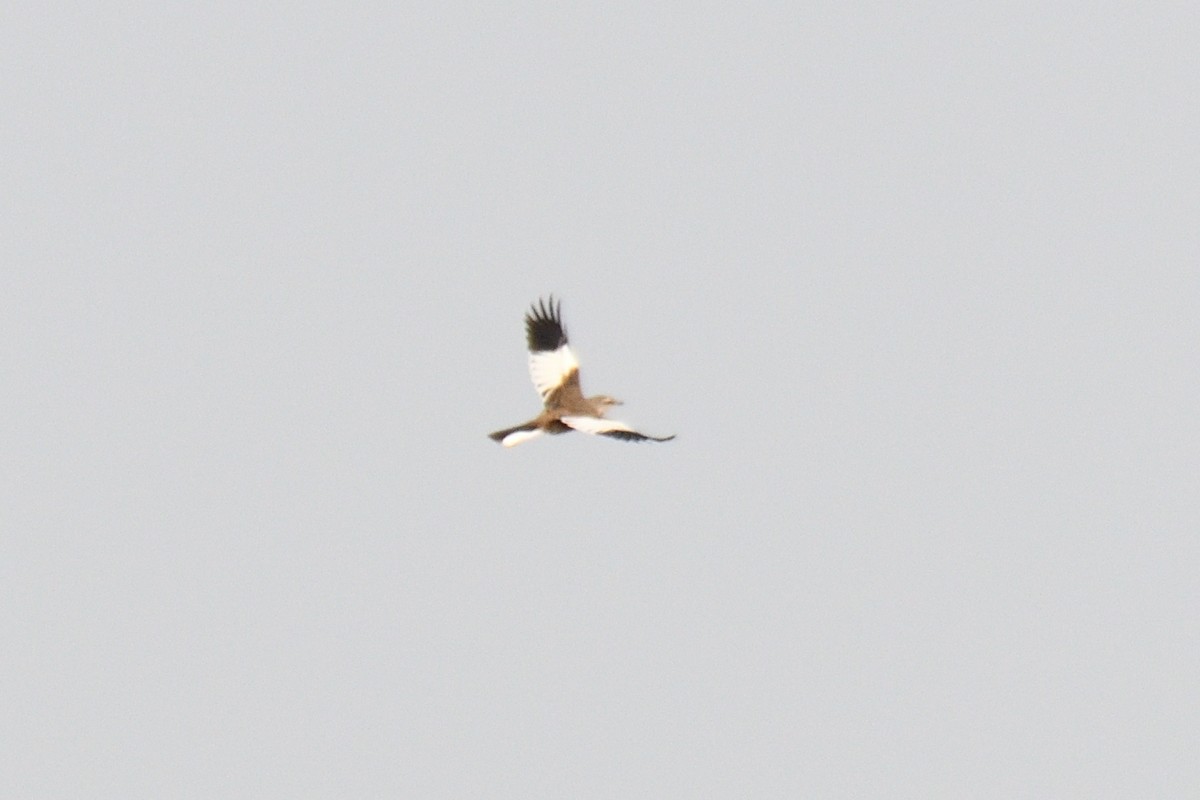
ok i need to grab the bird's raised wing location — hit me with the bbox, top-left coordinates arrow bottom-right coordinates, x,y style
560,415 -> 676,443
525,296 -> 580,402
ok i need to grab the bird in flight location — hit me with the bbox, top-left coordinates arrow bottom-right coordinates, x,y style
489,296 -> 676,447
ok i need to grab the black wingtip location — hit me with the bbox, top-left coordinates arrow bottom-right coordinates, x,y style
525,295 -> 568,352
598,430 -> 677,443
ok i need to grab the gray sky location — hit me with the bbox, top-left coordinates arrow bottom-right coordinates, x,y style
4,3 -> 1197,797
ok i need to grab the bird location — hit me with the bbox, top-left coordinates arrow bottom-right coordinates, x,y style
488,296 -> 676,447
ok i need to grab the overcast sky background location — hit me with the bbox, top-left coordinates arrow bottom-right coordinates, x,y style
3,3 -> 1197,797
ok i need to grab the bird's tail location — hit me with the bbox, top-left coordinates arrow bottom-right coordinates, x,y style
488,421 -> 543,447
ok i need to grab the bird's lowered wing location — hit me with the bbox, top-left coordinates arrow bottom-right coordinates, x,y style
560,415 -> 676,443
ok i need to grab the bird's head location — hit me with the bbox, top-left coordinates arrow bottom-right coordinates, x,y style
588,395 -> 623,415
